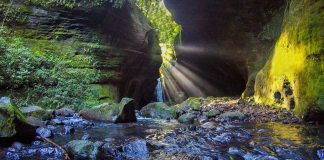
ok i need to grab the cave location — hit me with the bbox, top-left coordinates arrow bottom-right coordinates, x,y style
0,0 -> 323,159
162,0 -> 285,100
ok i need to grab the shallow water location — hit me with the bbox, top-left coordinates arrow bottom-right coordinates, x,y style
1,116 -> 324,160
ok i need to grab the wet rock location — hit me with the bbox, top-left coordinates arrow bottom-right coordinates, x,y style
20,105 -> 52,121
5,151 -> 20,160
115,98 -> 137,123
55,108 -> 75,117
213,133 -> 232,143
121,138 -> 148,159
32,141 -> 42,146
104,138 -> 115,142
178,113 -> 196,124
64,126 -> 75,135
203,109 -> 220,118
66,140 -> 98,160
81,134 -> 91,140
99,142 -> 121,159
201,122 -> 217,129
11,142 -> 24,151
219,111 -> 245,120
36,127 -> 52,138
62,117 -> 83,126
38,147 -> 55,156
50,118 -> 63,125
140,102 -> 176,119
317,149 -> 324,160
228,147 -> 242,155
22,148 -> 37,155
0,97 -> 11,104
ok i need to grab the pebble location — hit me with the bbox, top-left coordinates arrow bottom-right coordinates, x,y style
36,127 -> 52,138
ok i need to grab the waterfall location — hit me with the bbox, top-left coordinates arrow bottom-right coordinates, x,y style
155,78 -> 164,102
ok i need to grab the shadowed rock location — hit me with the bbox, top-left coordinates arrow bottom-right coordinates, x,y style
115,98 -> 137,123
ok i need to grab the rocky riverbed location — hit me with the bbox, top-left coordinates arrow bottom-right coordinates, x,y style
1,97 -> 324,160
0,114 -> 324,159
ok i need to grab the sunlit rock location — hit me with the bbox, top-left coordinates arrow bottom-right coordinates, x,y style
140,102 -> 176,119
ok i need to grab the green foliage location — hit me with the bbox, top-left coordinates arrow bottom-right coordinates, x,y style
0,0 -> 28,29
0,28 -> 100,109
137,0 -> 181,67
26,0 -> 128,9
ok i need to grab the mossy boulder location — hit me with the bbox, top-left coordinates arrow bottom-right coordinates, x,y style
0,98 -> 37,139
79,102 -> 120,122
66,140 -> 99,160
20,105 -> 52,121
203,109 -> 220,118
0,103 -> 17,137
140,102 -> 176,119
178,97 -> 205,113
219,111 -> 245,120
178,113 -> 196,124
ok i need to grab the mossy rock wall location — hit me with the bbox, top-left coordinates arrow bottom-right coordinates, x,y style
254,0 -> 324,119
0,1 -> 162,109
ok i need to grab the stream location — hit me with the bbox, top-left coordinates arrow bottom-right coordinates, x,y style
1,114 -> 324,160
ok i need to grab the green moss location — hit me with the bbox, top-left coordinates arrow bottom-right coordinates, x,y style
89,84 -> 118,103
140,102 -> 176,119
86,102 -> 120,118
254,0 -> 324,118
0,103 -> 27,137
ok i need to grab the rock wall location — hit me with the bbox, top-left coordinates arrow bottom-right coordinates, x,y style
254,0 -> 324,119
0,1 -> 161,108
165,0 -> 323,119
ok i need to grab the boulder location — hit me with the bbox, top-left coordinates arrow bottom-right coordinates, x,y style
0,103 -> 16,137
20,105 -> 52,121
121,138 -> 148,159
0,99 -> 37,139
177,97 -> 204,113
178,113 -> 196,124
99,142 -> 121,159
140,102 -> 176,119
203,109 -> 220,118
66,140 -> 98,160
115,98 -> 137,123
79,102 -> 120,122
219,111 -> 245,120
